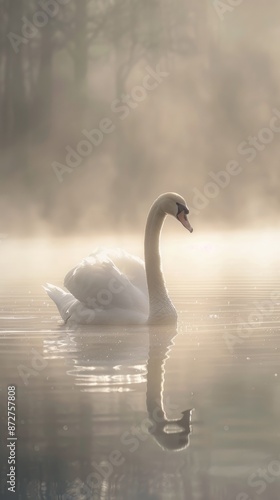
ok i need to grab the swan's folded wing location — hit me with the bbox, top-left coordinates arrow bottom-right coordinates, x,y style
98,248 -> 148,293
64,252 -> 148,314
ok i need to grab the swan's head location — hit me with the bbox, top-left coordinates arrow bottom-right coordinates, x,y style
157,192 -> 193,233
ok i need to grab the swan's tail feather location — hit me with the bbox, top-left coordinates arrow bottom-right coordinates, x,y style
43,283 -> 77,322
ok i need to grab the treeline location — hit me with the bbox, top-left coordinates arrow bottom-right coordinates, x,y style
0,0 -> 197,147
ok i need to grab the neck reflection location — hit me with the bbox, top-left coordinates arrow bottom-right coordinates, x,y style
146,326 -> 193,451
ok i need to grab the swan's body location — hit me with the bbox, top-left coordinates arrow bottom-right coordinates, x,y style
44,193 -> 193,325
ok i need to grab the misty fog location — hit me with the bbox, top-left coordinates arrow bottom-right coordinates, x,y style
2,5 -> 280,500
1,0 -> 280,236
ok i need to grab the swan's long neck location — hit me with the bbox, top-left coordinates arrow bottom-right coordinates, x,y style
144,200 -> 177,324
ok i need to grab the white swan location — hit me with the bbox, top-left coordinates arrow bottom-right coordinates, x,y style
44,192 -> 193,325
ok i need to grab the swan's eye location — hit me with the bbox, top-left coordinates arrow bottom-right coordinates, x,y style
176,203 -> 189,217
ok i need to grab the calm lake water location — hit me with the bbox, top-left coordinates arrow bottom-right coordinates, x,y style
0,232 -> 280,500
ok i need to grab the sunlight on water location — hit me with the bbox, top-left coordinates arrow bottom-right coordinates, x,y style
0,231 -> 280,499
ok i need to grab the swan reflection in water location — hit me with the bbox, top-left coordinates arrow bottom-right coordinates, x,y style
46,324 -> 193,452
146,327 -> 192,451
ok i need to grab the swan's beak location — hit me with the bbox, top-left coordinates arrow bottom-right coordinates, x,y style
177,211 -> 193,233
